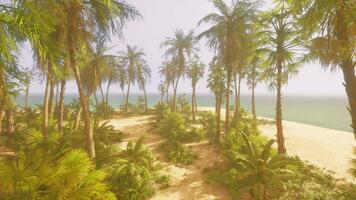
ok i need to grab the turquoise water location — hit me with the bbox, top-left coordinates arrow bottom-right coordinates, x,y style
16,93 -> 351,133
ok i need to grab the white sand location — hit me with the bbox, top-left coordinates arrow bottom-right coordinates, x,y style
198,106 -> 356,181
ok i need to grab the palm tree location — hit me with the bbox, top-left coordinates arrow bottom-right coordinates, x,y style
159,60 -> 175,103
116,60 -> 127,105
60,0 -> 140,159
246,31 -> 268,120
118,45 -> 146,112
287,0 -> 356,139
207,56 -> 226,143
186,55 -> 205,121
235,133 -> 297,199
261,4 -> 303,154
137,61 -> 151,112
158,80 -> 167,104
198,0 -> 259,132
160,29 -> 197,111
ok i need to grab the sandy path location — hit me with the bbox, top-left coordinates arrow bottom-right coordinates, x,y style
107,115 -> 231,200
197,106 -> 356,181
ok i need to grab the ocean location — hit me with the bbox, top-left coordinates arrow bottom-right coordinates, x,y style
16,93 -> 352,133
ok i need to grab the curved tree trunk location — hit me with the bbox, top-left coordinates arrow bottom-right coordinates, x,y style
58,80 -> 66,135
276,63 -> 286,154
99,83 -> 105,104
125,81 -> 131,112
105,78 -> 113,107
341,60 -> 356,139
67,1 -> 95,160
191,86 -> 196,121
43,73 -> 51,139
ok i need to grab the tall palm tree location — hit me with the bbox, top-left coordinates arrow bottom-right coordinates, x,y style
62,0 -> 139,159
186,55 -> 205,121
287,0 -> 356,139
207,56 -> 226,143
118,45 -> 146,112
198,0 -> 259,132
137,61 -> 151,112
261,4 -> 303,154
160,29 -> 197,111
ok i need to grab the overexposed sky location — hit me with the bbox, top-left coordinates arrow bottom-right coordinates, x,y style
21,0 -> 345,96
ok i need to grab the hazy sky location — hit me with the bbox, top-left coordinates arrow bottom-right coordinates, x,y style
22,0 -> 345,96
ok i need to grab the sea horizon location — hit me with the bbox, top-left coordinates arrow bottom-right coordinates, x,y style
17,93 -> 351,133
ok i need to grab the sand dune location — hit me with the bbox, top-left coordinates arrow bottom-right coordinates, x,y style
198,106 -> 356,181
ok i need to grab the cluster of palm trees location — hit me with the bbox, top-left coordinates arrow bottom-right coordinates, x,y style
159,29 -> 205,121
159,0 -> 355,154
0,0 -> 143,161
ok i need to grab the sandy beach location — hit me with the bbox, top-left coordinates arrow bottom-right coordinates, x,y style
198,106 -> 356,181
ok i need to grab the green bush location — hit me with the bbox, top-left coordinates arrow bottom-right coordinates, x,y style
158,112 -> 187,142
154,174 -> 171,189
159,141 -> 198,164
154,102 -> 170,127
198,111 -> 217,144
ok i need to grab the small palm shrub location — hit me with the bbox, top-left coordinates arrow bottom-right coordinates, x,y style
158,112 -> 187,142
0,133 -> 115,200
109,136 -> 156,200
199,111 -> 217,144
95,102 -> 116,119
159,141 -> 198,164
154,102 -> 170,127
234,133 -> 297,199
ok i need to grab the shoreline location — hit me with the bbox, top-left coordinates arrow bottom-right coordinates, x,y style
197,106 -> 355,181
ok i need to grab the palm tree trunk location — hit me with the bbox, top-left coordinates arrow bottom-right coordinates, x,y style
225,71 -> 231,132
55,82 -> 59,107
74,106 -> 82,130
192,86 -> 196,121
173,76 -> 181,112
234,74 -> 238,115
341,60 -> 356,139
125,81 -> 131,112
121,87 -> 126,106
237,73 -> 241,114
43,73 -> 51,139
99,83 -> 105,104
105,78 -> 113,107
276,63 -> 286,154
0,109 -> 4,134
25,84 -> 29,109
7,109 -> 14,135
69,40 -> 95,160
251,68 -> 257,120
252,85 -> 256,120
93,92 -> 99,106
216,93 -> 222,143
166,88 -> 169,103
143,88 -> 148,112
58,80 -> 66,134
48,78 -> 55,121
